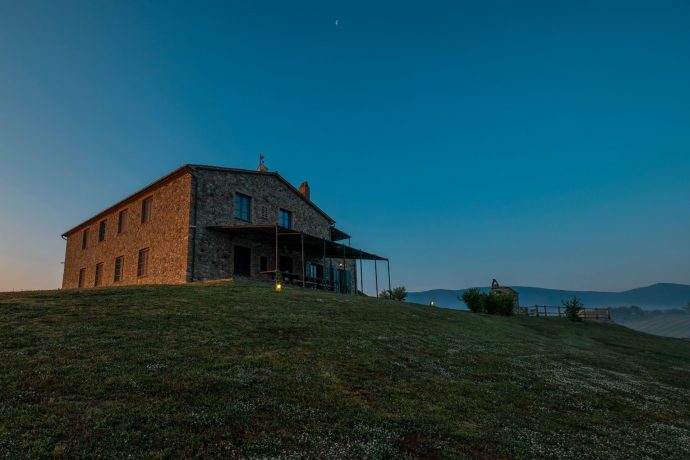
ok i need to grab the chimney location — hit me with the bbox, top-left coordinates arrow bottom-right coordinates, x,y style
298,181 -> 310,201
256,154 -> 268,172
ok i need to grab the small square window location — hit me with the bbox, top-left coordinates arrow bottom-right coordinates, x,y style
279,209 -> 292,229
234,193 -> 251,222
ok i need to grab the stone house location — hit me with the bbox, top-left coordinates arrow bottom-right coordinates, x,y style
490,279 -> 520,307
61,161 -> 387,293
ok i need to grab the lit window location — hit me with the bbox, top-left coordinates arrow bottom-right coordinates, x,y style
279,209 -> 292,229
234,193 -> 251,221
141,197 -> 153,223
98,220 -> 106,242
118,209 -> 127,233
114,256 -> 124,282
137,248 -> 149,277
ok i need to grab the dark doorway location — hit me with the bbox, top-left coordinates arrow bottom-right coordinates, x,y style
233,245 -> 251,277
279,256 -> 293,273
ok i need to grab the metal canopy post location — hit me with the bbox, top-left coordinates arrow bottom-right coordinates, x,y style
342,242 -> 346,293
274,225 -> 279,273
387,258 -> 392,299
359,250 -> 364,294
322,239 -> 327,288
353,247 -> 358,295
374,259 -> 379,299
301,233 -> 305,287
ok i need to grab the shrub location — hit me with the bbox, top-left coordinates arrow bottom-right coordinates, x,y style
380,286 -> 407,301
460,289 -> 515,316
563,296 -> 584,322
461,288 -> 484,313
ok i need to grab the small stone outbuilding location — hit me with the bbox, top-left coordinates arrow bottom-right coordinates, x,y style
490,279 -> 520,308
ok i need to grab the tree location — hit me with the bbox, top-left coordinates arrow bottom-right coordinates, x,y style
563,296 -> 584,322
380,286 -> 407,301
461,288 -> 484,313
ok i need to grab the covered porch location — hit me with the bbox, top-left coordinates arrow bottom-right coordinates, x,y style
208,224 -> 390,296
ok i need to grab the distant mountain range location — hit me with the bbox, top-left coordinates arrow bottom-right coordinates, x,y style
407,283 -> 690,310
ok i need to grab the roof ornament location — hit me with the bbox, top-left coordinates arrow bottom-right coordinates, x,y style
491,279 -> 500,288
256,154 -> 268,172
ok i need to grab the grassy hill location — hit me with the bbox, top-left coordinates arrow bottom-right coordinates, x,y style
2,281 -> 690,459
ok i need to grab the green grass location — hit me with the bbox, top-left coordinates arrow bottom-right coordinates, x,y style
1,280 -> 690,459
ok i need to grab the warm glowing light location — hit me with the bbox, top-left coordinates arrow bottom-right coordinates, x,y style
275,282 -> 282,293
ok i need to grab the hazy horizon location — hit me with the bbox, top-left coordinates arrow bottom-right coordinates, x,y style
1,1 -> 689,293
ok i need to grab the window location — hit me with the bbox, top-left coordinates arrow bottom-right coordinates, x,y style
141,196 -> 153,223
114,256 -> 124,282
260,256 -> 268,272
98,220 -> 106,242
117,209 -> 127,234
260,206 -> 268,219
78,268 -> 86,288
234,193 -> 251,221
279,209 -> 292,229
137,248 -> 149,277
94,263 -> 103,287
82,229 -> 89,249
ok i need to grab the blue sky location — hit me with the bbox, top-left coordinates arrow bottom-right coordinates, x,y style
1,0 -> 689,292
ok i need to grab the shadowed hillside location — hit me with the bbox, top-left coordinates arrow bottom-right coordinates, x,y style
2,281 -> 690,458
614,314 -> 690,339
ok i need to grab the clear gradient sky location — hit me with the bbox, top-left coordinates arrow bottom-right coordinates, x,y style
1,0 -> 689,293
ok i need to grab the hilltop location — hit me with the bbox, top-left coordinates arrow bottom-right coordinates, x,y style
408,283 -> 690,310
2,281 -> 690,458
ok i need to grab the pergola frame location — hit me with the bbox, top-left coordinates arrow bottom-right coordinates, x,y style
208,224 -> 391,298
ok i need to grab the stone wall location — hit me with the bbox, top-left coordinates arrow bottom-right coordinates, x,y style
188,168 -> 356,286
62,173 -> 192,289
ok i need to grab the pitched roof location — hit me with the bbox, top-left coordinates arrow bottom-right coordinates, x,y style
61,164 -> 335,237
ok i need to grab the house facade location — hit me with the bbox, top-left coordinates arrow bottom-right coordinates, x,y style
61,162 -> 385,293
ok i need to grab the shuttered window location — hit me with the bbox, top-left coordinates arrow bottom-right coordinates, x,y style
98,220 -> 106,242
94,263 -> 103,287
114,256 -> 124,282
118,209 -> 127,233
141,197 -> 153,223
137,248 -> 149,277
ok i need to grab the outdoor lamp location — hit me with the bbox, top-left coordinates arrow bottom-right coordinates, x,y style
275,281 -> 282,293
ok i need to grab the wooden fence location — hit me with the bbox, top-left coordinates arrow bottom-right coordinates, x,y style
517,306 -> 611,320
